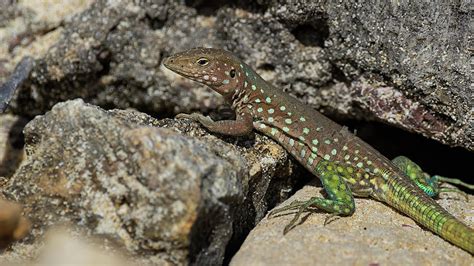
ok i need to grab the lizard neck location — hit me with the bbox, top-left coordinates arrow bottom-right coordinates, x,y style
229,62 -> 267,114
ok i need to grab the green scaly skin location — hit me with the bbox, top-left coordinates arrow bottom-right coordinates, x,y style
163,47 -> 474,254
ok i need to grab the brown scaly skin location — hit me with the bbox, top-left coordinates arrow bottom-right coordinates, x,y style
163,47 -> 474,254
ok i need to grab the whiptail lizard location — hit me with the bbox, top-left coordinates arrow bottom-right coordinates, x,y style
163,47 -> 474,254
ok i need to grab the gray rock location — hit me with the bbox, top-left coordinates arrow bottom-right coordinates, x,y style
2,99 -> 298,264
3,0 -> 223,117
231,183 -> 474,265
0,0 -> 470,149
320,1 -> 472,149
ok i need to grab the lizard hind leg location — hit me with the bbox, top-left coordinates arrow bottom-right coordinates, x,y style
392,156 -> 473,200
269,161 -> 356,234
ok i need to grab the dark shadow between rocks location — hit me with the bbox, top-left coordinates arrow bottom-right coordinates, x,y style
0,117 -> 27,178
291,19 -> 329,48
341,120 -> 473,187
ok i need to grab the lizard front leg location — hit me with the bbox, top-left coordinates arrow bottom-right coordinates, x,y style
176,111 -> 254,136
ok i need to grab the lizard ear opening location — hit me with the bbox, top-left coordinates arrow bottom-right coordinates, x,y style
230,69 -> 236,78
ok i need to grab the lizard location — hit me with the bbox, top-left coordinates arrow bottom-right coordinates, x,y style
163,47 -> 474,254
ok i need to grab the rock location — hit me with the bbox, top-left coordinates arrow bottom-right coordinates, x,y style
0,0 -> 470,149
319,2 -> 472,150
3,0 -> 223,117
231,183 -> 474,265
2,99 -> 298,264
0,0 -> 93,75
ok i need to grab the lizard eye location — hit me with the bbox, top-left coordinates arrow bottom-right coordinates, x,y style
229,69 -> 236,78
196,58 -> 209,66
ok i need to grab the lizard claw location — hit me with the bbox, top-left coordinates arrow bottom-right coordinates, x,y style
323,214 -> 340,226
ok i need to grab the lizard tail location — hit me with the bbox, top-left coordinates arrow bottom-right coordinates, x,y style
383,174 -> 474,254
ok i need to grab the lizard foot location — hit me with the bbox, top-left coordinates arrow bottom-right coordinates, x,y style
269,198 -> 319,234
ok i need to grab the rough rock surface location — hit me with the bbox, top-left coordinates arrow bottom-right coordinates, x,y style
231,183 -> 474,265
2,99 -> 298,264
0,0 -> 471,149
0,0 -> 94,74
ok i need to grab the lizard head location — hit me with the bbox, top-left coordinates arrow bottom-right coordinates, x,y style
163,47 -> 245,98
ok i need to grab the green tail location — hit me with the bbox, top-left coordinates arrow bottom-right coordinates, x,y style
383,174 -> 474,254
